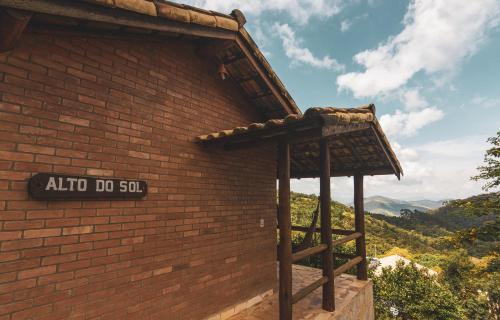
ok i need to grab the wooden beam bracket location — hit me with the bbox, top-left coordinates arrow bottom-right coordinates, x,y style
0,8 -> 33,53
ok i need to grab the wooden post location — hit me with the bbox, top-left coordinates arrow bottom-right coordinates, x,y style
278,139 -> 292,320
320,139 -> 335,311
354,174 -> 368,280
0,9 -> 32,53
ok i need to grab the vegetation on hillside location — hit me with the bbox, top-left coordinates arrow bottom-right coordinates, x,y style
290,191 -> 498,319
471,130 -> 500,191
290,132 -> 499,318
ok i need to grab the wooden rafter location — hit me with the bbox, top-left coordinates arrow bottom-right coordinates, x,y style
0,8 -> 32,52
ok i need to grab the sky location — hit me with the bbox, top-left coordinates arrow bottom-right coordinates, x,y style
174,0 -> 500,203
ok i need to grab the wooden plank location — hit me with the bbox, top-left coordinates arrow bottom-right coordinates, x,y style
235,74 -> 260,83
291,167 -> 395,179
354,174 -> 368,280
289,225 -> 355,236
320,138 -> 335,311
236,36 -> 295,115
332,232 -> 362,246
292,244 -> 327,263
370,125 -> 400,178
0,0 -> 236,40
334,256 -> 363,277
278,139 -> 292,320
222,126 -> 323,151
291,276 -> 328,305
332,252 -> 357,259
196,39 -> 235,57
322,122 -> 370,137
0,8 -> 32,52
250,91 -> 273,99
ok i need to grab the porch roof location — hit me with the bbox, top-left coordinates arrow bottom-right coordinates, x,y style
196,104 -> 403,179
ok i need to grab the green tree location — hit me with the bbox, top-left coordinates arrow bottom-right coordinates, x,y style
472,131 -> 500,191
440,251 -> 491,319
372,260 -> 464,320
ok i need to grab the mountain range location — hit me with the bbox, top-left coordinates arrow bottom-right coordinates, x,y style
359,196 -> 445,216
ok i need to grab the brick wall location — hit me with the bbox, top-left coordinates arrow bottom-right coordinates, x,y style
0,29 -> 277,320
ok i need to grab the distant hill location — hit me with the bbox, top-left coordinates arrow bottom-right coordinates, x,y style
361,195 -> 444,216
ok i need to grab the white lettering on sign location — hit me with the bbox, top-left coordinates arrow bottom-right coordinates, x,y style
46,177 -> 89,191
67,177 -> 77,191
57,177 -> 67,191
119,181 -> 143,193
105,180 -> 113,192
30,173 -> 147,200
77,179 -> 87,191
46,177 -> 57,190
42,176 -> 142,193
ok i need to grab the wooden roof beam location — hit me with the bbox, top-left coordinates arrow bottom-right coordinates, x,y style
369,125 -> 400,179
0,0 -> 237,40
250,91 -> 273,100
196,39 -> 235,58
236,35 -> 296,115
339,137 -> 365,172
291,167 -> 396,179
235,74 -> 260,83
0,8 -> 32,52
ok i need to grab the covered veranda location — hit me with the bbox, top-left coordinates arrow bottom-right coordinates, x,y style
197,104 -> 402,320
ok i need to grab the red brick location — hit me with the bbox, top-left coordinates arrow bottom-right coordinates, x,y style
58,259 -> 91,272
60,242 -> 92,254
0,231 -> 22,240
17,144 -> 55,155
58,115 -> 89,127
21,246 -> 59,258
86,168 -> 113,176
23,228 -> 61,238
62,226 -> 93,235
0,102 -> 21,113
1,238 -> 43,251
18,265 -> 56,279
11,304 -> 53,320
0,151 -> 33,162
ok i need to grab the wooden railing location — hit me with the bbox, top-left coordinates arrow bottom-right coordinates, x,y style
276,224 -> 367,308
276,137 -> 367,320
285,225 -> 366,281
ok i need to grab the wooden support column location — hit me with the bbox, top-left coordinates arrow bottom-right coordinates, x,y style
354,174 -> 368,280
0,9 -> 32,53
278,139 -> 292,320
320,139 -> 335,311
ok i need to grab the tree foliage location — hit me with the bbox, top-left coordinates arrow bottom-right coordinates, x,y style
440,251 -> 495,319
472,131 -> 500,191
288,191 -> 498,318
372,261 -> 464,320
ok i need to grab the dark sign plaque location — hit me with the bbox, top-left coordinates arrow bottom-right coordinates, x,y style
28,173 -> 147,200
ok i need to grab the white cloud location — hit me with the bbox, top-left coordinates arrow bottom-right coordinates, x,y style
400,88 -> 428,110
292,135 -> 490,203
470,95 -> 500,108
340,19 -> 352,32
273,23 -> 345,71
248,21 -> 273,57
378,87 -> 443,140
174,0 -> 343,25
340,14 -> 368,32
337,0 -> 500,97
379,107 -> 444,139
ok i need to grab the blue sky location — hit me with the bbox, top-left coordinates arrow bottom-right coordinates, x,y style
176,0 -> 500,203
